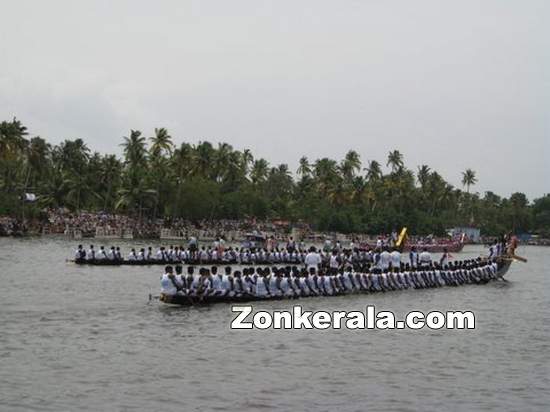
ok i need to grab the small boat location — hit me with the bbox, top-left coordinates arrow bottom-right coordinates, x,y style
159,259 -> 513,306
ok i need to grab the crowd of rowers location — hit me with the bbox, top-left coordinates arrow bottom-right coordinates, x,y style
159,257 -> 501,299
75,243 -> 467,266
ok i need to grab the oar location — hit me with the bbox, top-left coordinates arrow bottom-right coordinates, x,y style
499,255 -> 528,263
510,254 -> 528,263
148,294 -> 160,304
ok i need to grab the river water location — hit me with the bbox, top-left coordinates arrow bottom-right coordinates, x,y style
0,238 -> 548,411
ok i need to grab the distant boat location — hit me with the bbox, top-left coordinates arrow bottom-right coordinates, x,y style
361,234 -> 465,253
241,232 -> 268,249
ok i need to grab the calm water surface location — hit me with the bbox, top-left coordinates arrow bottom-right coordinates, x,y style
0,238 -> 549,411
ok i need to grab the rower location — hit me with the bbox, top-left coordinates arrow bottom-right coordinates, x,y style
232,271 -> 245,297
281,271 -> 294,297
75,245 -> 86,261
253,267 -> 270,298
211,267 -> 227,297
96,246 -> 108,260
137,248 -> 146,261
439,247 -> 452,266
341,266 -> 355,292
419,248 -> 432,268
409,246 -> 419,268
390,248 -> 401,270
156,246 -> 167,261
188,236 -> 198,258
378,247 -> 391,271
160,266 -> 179,297
107,246 -> 116,260
323,271 -> 335,296
115,247 -> 122,261
146,247 -> 153,260
88,245 -> 96,260
175,265 -> 186,292
128,248 -> 137,261
268,268 -> 284,297
199,247 -> 209,264
329,250 -> 340,274
306,268 -> 320,296
185,266 -> 197,295
223,266 -> 234,297
197,268 -> 214,297
304,247 -> 322,272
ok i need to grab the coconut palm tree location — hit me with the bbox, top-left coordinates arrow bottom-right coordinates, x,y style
314,158 -> 341,196
297,156 -> 311,179
193,141 -> 215,178
387,150 -> 404,174
241,149 -> 254,177
121,130 -> 147,168
149,128 -> 173,158
251,159 -> 269,185
365,160 -> 382,182
99,154 -> 122,211
0,117 -> 28,160
340,150 -> 361,180
417,165 -> 431,189
171,142 -> 194,182
26,136 -> 51,187
462,169 -> 477,193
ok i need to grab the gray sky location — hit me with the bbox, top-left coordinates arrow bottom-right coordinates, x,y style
1,0 -> 549,199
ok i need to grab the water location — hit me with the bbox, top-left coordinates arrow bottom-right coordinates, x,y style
0,238 -> 549,412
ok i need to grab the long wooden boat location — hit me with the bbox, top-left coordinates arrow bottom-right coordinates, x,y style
70,258 -> 300,266
71,258 -> 180,266
159,259 -> 512,306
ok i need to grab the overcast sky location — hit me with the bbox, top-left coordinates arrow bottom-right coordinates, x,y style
1,0 -> 548,199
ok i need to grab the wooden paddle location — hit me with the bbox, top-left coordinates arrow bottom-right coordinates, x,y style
511,254 -> 528,263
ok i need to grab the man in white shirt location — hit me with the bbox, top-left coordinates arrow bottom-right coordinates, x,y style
329,250 -> 341,274
304,247 -> 322,271
75,245 -> 86,260
390,248 -> 401,269
87,245 -> 96,260
96,246 -> 107,260
419,248 -> 432,267
378,248 -> 391,270
128,248 -> 137,261
160,266 -> 179,296
156,247 -> 167,261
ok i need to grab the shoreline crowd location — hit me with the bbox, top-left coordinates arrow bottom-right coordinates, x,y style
3,209 -> 549,246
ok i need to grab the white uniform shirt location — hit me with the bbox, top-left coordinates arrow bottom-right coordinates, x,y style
390,251 -> 401,268
160,274 -> 178,295
304,252 -> 322,270
379,251 -> 391,270
419,251 -> 432,266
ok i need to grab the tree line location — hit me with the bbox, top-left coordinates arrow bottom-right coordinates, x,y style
1,118 -> 549,236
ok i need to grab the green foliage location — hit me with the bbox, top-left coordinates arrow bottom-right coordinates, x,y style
0,118 -> 547,236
